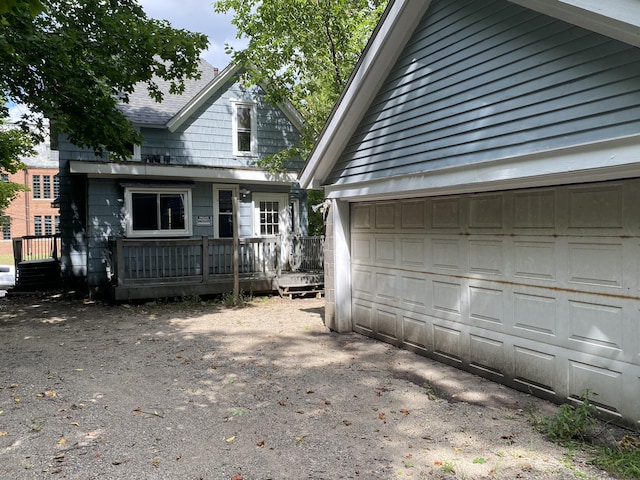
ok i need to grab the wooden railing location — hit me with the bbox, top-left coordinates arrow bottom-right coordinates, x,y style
289,235 -> 324,272
13,234 -> 61,263
110,235 -> 324,286
110,236 -> 284,286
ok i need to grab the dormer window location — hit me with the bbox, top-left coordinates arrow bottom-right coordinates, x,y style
232,100 -> 256,155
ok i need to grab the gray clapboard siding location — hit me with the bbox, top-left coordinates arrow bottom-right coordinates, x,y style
327,0 -> 640,185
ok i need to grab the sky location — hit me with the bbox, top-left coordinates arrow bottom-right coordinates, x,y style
137,0 -> 245,70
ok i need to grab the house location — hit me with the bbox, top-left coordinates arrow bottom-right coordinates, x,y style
57,60 -> 322,300
1,127 -> 59,259
300,0 -> 640,428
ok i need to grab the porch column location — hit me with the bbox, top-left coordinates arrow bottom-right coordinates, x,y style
327,198 -> 352,333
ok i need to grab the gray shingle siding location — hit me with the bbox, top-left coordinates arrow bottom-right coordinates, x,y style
327,0 -> 640,185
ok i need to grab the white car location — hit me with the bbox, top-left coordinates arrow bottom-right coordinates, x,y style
0,265 -> 15,290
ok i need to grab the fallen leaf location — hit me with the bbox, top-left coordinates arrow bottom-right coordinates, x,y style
295,436 -> 304,442
231,475 -> 244,480
14,398 -> 20,403
342,420 -> 352,426
399,408 -> 410,415
57,437 -> 67,445
256,440 -> 265,447
152,458 -> 160,467
376,391 -> 382,397
434,461 -> 442,466
306,388 -> 315,394
225,436 -> 236,443
0,431 -> 8,436
74,368 -> 84,372
70,422 -> 79,427
378,412 -> 386,420
9,383 -> 18,388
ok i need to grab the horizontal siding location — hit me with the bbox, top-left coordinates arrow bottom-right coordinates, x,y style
328,0 -> 640,185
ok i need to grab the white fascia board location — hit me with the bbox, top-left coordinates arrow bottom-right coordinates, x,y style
69,161 -> 297,185
509,0 -> 640,48
166,63 -> 242,133
298,0 -> 432,190
323,134 -> 640,201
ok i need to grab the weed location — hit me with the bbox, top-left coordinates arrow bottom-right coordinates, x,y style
441,460 -> 455,473
540,390 -> 597,443
222,289 -> 253,307
590,443 -> 640,478
422,381 -> 439,400
472,457 -> 486,464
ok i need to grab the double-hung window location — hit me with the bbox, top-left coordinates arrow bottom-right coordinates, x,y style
231,100 -> 256,156
32,175 -> 41,199
1,216 -> 10,240
124,187 -> 192,237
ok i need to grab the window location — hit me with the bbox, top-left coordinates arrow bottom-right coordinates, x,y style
53,175 -> 60,198
259,201 -> 280,235
34,215 -> 42,236
216,188 -> 234,238
32,175 -> 41,199
1,216 -> 10,240
231,101 -> 256,155
125,187 -> 192,237
43,175 -> 51,199
54,215 -> 60,233
44,215 -> 52,235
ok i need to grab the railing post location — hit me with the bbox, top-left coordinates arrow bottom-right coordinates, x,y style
115,237 -> 125,286
13,238 -> 22,266
202,236 -> 209,283
276,235 -> 282,277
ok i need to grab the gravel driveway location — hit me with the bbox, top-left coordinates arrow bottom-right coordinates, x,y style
0,293 -> 629,479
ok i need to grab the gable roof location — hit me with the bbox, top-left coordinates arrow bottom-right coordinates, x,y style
299,0 -> 640,190
119,60 -> 304,134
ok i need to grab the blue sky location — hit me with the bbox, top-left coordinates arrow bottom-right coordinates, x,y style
138,0 -> 245,69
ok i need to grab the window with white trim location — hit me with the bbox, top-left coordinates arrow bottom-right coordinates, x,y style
231,100 -> 256,155
1,216 -> 10,240
124,187 -> 192,237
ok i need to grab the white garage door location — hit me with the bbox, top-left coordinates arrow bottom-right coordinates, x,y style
350,179 -> 640,427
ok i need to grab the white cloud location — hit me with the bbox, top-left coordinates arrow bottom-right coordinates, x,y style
137,0 -> 247,69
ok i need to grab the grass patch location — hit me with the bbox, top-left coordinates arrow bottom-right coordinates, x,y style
535,390 -> 640,478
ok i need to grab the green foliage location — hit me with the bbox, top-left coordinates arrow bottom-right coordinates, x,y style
307,189 -> 325,236
0,0 -> 208,160
214,0 -> 389,167
591,446 -> 640,478
0,119 -> 31,215
541,390 -> 598,443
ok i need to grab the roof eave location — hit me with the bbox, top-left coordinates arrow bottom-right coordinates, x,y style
166,63 -> 243,133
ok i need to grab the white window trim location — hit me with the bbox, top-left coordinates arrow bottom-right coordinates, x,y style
231,100 -> 257,156
212,184 -> 238,238
124,187 -> 192,238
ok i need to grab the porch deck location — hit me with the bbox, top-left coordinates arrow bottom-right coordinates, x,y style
109,235 -> 324,301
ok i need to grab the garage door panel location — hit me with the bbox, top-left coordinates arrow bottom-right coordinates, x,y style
375,271 -> 398,304
568,359 -> 623,419
401,199 -> 426,229
469,193 -> 504,229
433,322 -> 463,364
375,236 -> 396,264
375,202 -> 397,229
431,197 -> 462,229
568,241 -> 623,288
352,236 -> 372,263
470,334 -> 505,377
469,285 -> 504,327
402,313 -> 429,352
353,301 -> 373,333
513,292 -> 558,338
513,241 -> 557,280
401,237 -> 426,267
468,239 -> 504,275
513,189 -> 556,229
432,237 -> 462,271
568,184 -> 624,229
514,345 -> 557,396
352,267 -> 374,301
375,307 -> 399,344
433,280 -> 463,317
567,300 -> 624,357
401,275 -> 429,312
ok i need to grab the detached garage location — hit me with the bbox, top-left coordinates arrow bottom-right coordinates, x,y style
300,0 -> 640,428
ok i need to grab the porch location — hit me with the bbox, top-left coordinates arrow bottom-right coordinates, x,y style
109,235 -> 324,301
12,235 -> 62,291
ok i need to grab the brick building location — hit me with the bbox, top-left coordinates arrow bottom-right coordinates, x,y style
0,128 -> 59,259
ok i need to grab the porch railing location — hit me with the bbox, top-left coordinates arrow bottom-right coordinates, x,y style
110,235 -> 324,286
13,234 -> 61,263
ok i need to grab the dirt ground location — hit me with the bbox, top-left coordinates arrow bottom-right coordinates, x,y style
0,292 -> 634,479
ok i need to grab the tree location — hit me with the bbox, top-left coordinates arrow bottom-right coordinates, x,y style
214,0 -> 388,170
0,119 -> 32,217
1,0 -> 208,161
